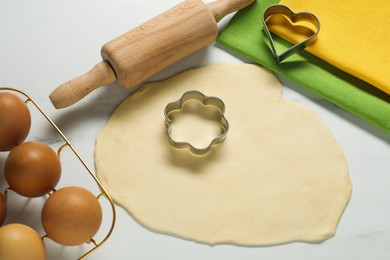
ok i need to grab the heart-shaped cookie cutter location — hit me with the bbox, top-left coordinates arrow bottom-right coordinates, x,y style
262,4 -> 321,63
164,90 -> 229,156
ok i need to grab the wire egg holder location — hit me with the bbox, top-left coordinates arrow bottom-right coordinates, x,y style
0,87 -> 116,259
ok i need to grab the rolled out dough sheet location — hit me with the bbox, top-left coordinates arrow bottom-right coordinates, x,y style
95,63 -> 352,245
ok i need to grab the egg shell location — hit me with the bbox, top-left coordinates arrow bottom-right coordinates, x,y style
0,92 -> 31,151
0,223 -> 47,260
41,186 -> 103,246
0,192 -> 5,225
5,142 -> 62,197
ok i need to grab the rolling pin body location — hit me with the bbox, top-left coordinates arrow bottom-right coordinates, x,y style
50,0 -> 254,108
102,0 -> 218,90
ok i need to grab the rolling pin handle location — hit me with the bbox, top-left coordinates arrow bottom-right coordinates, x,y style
49,61 -> 116,109
207,0 -> 255,22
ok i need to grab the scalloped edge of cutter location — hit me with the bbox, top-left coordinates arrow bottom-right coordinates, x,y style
164,90 -> 229,156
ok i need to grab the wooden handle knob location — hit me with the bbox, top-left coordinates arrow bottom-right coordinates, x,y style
49,61 -> 116,109
207,0 -> 255,22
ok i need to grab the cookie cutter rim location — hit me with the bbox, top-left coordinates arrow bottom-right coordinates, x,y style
262,4 -> 321,63
164,90 -> 229,156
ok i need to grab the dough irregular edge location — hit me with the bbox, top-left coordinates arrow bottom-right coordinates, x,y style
95,63 -> 352,246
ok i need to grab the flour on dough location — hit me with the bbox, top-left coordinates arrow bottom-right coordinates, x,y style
95,63 -> 352,245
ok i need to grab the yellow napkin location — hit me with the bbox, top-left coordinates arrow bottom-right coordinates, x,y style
272,0 -> 390,94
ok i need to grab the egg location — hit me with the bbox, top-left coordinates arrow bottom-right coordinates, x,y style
41,186 -> 102,246
0,223 -> 47,260
0,192 -> 6,225
4,142 -> 62,197
0,92 -> 31,151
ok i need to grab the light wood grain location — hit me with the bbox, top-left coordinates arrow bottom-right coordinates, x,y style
101,0 -> 218,90
49,61 -> 115,109
50,0 -> 254,109
208,0 -> 254,22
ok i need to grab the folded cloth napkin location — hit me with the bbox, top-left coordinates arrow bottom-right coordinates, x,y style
217,0 -> 390,135
275,0 -> 390,95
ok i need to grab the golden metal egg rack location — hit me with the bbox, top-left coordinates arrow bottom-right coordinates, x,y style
0,87 -> 116,259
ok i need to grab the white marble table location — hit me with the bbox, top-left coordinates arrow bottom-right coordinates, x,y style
1,1 -> 389,259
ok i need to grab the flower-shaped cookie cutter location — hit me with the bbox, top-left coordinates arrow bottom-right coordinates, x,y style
164,90 -> 229,156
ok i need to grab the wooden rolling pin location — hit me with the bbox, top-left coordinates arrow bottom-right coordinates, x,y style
49,0 -> 254,109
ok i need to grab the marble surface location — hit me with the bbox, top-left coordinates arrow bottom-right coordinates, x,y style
0,0 -> 390,259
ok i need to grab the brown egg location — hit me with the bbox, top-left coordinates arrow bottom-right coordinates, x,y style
0,223 -> 47,260
0,92 -> 31,151
4,142 -> 61,197
0,192 -> 6,225
41,186 -> 102,246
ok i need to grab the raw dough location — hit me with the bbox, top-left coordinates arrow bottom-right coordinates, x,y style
95,63 -> 352,245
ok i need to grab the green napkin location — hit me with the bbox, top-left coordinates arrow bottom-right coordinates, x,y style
217,0 -> 390,135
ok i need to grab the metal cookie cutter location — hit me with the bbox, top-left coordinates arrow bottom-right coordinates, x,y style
262,4 -> 321,63
164,90 -> 229,156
